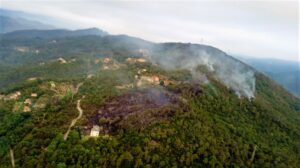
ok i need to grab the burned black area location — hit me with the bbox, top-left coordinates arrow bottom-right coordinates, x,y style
86,88 -> 183,134
168,83 -> 203,97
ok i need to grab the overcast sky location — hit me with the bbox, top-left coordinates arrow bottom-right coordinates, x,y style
2,0 -> 299,61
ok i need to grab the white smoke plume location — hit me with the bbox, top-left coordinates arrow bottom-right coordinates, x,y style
149,43 -> 256,98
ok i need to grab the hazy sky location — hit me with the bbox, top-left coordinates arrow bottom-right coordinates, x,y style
2,0 -> 299,61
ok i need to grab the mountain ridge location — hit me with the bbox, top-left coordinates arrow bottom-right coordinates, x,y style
0,15 -> 55,33
0,28 -> 299,167
1,27 -> 109,39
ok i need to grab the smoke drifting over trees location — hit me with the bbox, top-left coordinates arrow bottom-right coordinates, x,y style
149,43 -> 256,98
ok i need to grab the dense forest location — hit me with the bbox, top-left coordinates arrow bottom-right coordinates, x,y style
0,30 -> 299,167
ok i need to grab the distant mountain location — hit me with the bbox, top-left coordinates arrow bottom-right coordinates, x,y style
0,8 -> 79,29
238,57 -> 300,97
0,15 -> 54,33
0,8 -> 44,20
1,28 -> 109,39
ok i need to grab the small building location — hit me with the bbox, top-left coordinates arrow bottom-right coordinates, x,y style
136,58 -> 147,63
23,106 -> 31,112
24,98 -> 32,105
141,76 -> 160,84
103,57 -> 111,63
151,76 -> 160,83
90,125 -> 101,137
7,91 -> 21,100
16,91 -> 21,96
137,69 -> 147,74
126,58 -> 134,63
136,75 -> 160,87
50,81 -> 56,88
31,93 -> 38,97
126,57 -> 147,63
57,58 -> 67,64
27,77 -> 37,81
15,47 -> 29,52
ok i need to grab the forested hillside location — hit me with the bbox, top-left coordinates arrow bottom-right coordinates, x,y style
0,30 -> 299,167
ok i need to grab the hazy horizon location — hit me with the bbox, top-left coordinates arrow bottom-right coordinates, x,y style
1,0 -> 299,62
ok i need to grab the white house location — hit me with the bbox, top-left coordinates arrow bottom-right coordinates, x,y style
90,125 -> 101,137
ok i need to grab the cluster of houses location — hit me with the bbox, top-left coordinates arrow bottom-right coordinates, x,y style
21,93 -> 38,112
94,57 -> 112,65
114,66 -> 174,89
95,56 -> 149,71
0,91 -> 22,101
23,93 -> 37,112
135,68 -> 173,87
96,57 -> 121,70
23,99 -> 32,112
15,46 -> 40,54
136,75 -> 160,87
0,90 -> 39,113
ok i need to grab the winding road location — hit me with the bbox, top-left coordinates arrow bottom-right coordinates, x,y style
63,96 -> 85,140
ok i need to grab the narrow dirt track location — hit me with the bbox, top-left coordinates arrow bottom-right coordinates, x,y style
74,82 -> 83,94
64,96 -> 85,140
10,147 -> 15,168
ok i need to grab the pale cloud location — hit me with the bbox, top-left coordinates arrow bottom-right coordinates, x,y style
1,0 -> 299,61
